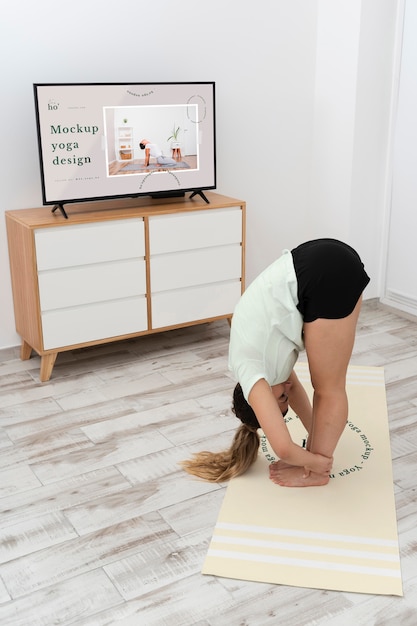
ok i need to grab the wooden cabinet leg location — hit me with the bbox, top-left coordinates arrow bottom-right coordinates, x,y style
20,340 -> 33,361
40,353 -> 58,382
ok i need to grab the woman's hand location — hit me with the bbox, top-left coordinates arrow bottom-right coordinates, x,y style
304,453 -> 333,476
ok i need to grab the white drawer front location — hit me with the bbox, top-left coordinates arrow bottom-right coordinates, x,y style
41,297 -> 148,349
38,259 -> 147,310
35,218 -> 145,270
151,245 -> 242,293
151,280 -> 242,329
149,208 -> 242,254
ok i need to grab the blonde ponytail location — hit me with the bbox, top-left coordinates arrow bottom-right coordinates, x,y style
180,383 -> 261,482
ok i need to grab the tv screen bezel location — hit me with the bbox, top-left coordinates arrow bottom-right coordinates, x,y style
33,81 -> 216,207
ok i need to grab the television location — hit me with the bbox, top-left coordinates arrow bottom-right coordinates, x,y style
33,82 -> 216,218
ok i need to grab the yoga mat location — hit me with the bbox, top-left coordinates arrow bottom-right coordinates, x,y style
119,161 -> 190,172
203,364 -> 403,596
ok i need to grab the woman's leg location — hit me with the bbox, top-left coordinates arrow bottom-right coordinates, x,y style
271,296 -> 362,487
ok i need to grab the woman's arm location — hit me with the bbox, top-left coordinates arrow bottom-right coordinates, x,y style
248,378 -> 332,474
287,370 -> 312,435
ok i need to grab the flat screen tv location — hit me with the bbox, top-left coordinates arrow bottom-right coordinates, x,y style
33,82 -> 216,217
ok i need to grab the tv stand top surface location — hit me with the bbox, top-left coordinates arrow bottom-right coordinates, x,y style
6,192 -> 245,228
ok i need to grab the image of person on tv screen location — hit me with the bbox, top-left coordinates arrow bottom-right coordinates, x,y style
139,139 -> 177,167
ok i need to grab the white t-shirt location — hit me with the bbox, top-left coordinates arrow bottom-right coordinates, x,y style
228,249 -> 304,402
147,143 -> 162,158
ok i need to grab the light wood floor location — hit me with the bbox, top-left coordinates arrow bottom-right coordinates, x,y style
0,299 -> 416,625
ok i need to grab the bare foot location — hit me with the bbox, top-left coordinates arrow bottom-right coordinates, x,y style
269,460 -> 294,479
269,465 -> 330,488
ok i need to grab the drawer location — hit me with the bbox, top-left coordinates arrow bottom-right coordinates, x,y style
151,280 -> 242,329
35,218 -> 145,270
38,259 -> 147,310
149,208 -> 242,254
150,244 -> 242,292
41,296 -> 148,349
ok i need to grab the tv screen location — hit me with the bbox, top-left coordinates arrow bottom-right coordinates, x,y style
33,82 -> 216,214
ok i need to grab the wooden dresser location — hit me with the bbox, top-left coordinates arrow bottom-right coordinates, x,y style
6,192 -> 245,381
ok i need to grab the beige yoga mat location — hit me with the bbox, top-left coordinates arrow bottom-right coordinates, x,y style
203,364 -> 403,596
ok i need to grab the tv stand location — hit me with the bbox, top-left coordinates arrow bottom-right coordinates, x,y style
150,191 -> 185,200
190,190 -> 210,204
52,203 -> 69,219
6,192 -> 246,381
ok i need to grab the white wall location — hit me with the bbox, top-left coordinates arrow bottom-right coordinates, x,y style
349,0 -> 399,288
309,1 -> 362,240
310,0 -> 399,295
0,0 -> 401,349
383,0 -> 417,316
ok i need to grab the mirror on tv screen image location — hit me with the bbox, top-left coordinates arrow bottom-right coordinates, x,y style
33,82 -> 216,215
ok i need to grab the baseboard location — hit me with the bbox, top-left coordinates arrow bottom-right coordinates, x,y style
381,289 -> 417,319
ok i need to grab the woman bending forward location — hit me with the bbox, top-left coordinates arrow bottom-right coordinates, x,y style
181,238 -> 370,487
